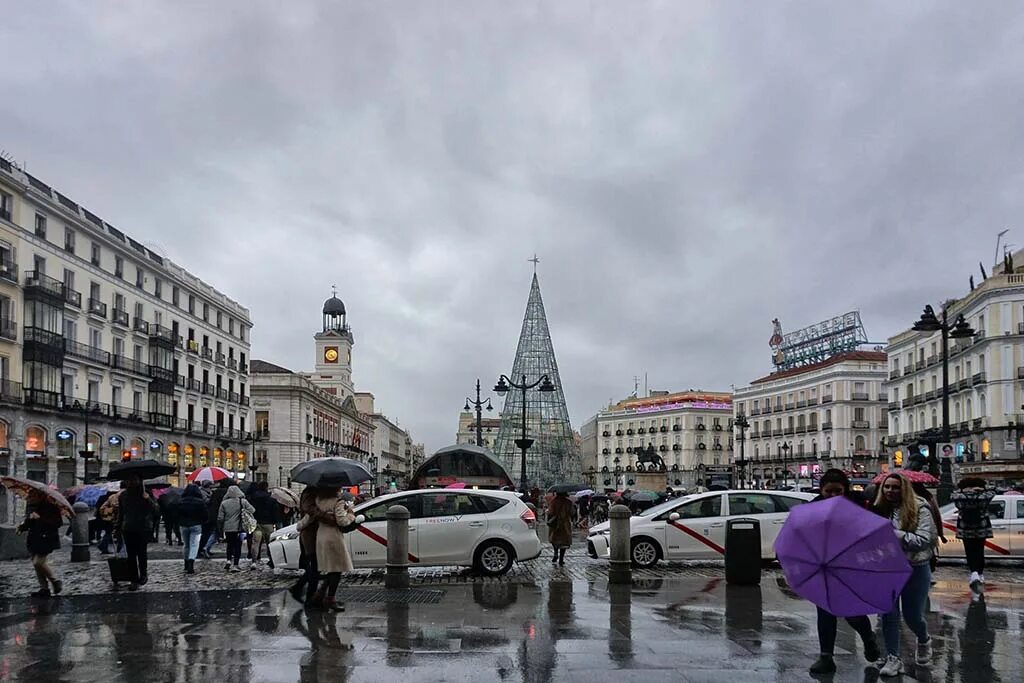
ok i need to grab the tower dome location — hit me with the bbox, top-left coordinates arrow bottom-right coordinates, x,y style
323,295 -> 346,316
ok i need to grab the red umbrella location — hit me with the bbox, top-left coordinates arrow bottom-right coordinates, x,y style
187,466 -> 233,483
872,469 -> 939,485
445,482 -> 467,489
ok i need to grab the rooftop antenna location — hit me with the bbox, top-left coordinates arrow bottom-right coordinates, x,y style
995,229 -> 1009,268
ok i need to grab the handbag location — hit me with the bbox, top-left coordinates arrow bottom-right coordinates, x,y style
240,502 -> 258,535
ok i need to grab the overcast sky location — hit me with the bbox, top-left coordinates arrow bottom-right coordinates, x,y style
2,3 -> 1022,452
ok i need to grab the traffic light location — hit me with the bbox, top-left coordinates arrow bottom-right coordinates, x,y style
893,449 -> 903,467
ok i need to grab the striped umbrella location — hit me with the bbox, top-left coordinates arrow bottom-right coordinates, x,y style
1,476 -> 75,518
187,466 -> 233,483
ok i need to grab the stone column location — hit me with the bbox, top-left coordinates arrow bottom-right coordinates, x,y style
608,504 -> 632,585
385,504 -> 410,589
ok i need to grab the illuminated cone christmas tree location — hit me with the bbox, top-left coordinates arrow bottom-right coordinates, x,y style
493,272 -> 581,489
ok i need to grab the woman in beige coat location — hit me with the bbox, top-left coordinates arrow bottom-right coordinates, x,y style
297,488 -> 355,611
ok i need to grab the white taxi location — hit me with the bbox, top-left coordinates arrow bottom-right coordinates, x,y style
587,489 -> 814,568
939,494 -> 1024,559
268,489 -> 542,576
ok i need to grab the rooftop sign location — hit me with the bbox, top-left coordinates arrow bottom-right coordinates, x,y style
770,312 -> 868,371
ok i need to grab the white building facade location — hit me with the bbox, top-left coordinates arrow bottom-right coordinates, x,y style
733,351 -> 889,485
0,158 -> 252,522
455,411 -> 501,449
885,261 -> 1024,481
580,391 -> 734,489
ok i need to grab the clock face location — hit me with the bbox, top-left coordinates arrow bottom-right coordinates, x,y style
324,347 -> 339,363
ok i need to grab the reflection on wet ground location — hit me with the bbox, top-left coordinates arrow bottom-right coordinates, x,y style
0,576 -> 1020,682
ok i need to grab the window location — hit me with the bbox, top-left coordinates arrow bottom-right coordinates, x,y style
134,301 -> 144,322
216,311 -> 222,328
113,337 -> 124,357
229,318 -> 235,334
188,294 -> 195,314
63,268 -> 75,291
728,493 -> 777,515
111,386 -> 122,408
661,495 -> 721,520
771,495 -> 807,512
419,492 -> 480,517
203,302 -> 209,321
0,191 -> 11,220
154,279 -> 162,298
172,286 -> 180,306
34,213 -> 46,238
135,267 -> 144,288
33,254 -> 45,275
89,328 -> 102,348
91,242 -> 101,266
362,495 -> 420,521
987,500 -> 1005,519
62,318 -> 76,341
1016,500 -> 1024,519
87,380 -> 100,403
64,227 -> 75,253
473,495 -> 510,513
115,256 -> 123,278
133,391 -> 143,412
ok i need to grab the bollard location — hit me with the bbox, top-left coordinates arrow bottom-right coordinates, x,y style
385,504 -> 410,590
70,501 -> 91,563
608,504 -> 632,585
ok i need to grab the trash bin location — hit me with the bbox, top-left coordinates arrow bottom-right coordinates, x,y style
725,518 -> 761,586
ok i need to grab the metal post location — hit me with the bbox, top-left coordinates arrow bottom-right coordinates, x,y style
938,310 -> 954,505
608,504 -> 632,585
70,501 -> 91,563
520,375 -> 528,491
475,379 -> 484,448
385,504 -> 410,589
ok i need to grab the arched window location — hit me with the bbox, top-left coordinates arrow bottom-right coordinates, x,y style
56,429 -> 76,458
0,420 -> 8,449
954,402 -> 961,423
148,439 -> 162,458
199,446 -> 210,468
236,450 -> 247,472
183,444 -> 195,469
931,409 -> 938,429
854,435 -> 866,452
754,446 -> 759,459
87,431 -> 102,456
25,426 -> 46,455
130,438 -> 144,460
979,394 -> 987,418
811,439 -> 817,454
167,442 -> 180,467
797,440 -> 805,456
892,417 -> 899,436
225,449 -> 235,470
908,414 -> 915,433
966,399 -> 973,420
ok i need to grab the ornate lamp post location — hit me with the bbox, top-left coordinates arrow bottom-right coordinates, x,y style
780,442 -> 791,487
463,379 -> 493,448
911,305 -> 975,503
494,373 -> 556,492
732,414 -> 749,490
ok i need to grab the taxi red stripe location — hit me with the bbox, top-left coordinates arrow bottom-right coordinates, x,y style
941,522 -> 1010,556
356,525 -> 421,563
669,520 -> 725,555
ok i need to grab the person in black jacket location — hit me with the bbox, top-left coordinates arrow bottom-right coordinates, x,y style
174,485 -> 208,575
807,469 -> 880,675
18,490 -> 64,597
248,481 -> 278,566
199,479 -> 230,559
115,475 -> 159,591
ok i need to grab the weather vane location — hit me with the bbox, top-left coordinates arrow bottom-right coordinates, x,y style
331,284 -> 337,297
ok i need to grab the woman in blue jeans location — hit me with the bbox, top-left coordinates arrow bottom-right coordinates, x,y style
173,485 -> 208,575
872,473 -> 937,677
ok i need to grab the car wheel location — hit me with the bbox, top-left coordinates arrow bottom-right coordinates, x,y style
631,537 -> 660,568
475,540 -> 515,576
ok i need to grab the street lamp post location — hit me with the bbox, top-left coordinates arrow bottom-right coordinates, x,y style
75,402 -> 96,484
780,442 -> 791,487
494,373 -> 556,492
278,465 -> 283,487
464,379 -> 493,448
911,305 -> 975,504
248,429 -> 264,482
732,414 -> 749,489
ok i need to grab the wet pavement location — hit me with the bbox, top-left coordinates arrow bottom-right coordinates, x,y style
0,568 -> 1020,682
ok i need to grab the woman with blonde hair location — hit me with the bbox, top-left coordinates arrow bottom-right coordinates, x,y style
871,473 -> 937,677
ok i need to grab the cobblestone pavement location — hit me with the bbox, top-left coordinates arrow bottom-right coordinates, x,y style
0,541 -> 1021,597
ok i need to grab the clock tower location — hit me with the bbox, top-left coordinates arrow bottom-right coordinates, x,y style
313,288 -> 355,399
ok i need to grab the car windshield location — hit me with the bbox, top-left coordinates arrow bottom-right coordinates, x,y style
636,495 -> 693,517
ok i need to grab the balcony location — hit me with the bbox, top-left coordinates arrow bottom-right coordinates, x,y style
958,378 -> 970,390
672,424 -> 681,431
972,372 -> 986,385
0,257 -> 17,283
215,352 -> 226,365
24,270 -> 65,301
203,382 -> 215,396
975,330 -> 986,341
24,388 -> 61,408
926,354 -> 938,367
795,425 -> 807,434
915,360 -> 926,371
241,395 -> 250,407
188,378 -> 202,392
0,318 -> 15,341
902,367 -> 912,376
228,358 -> 238,371
148,366 -> 175,384
796,400 -> 807,408
112,308 -> 129,327
217,388 -> 228,400
784,403 -> 795,410
64,288 -> 81,308
783,427 -> 795,435
851,392 -> 870,401
88,298 -> 107,318
239,362 -> 248,374
852,420 -> 870,429
149,325 -> 177,347
0,379 -> 21,403
201,346 -> 213,361
176,374 -> 186,388
133,318 -> 150,334
111,355 -> 149,375
959,421 -> 969,433
889,370 -> 900,380
763,405 -> 772,414
924,390 -> 936,401
749,429 -> 760,438
809,422 -> 818,432
749,408 -> 761,416
64,339 -> 110,365
229,391 -> 240,403
888,401 -> 900,411
972,417 -> 985,429
822,422 -> 833,431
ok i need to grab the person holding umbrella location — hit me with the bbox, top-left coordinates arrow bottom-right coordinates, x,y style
806,470 -> 880,675
17,488 -> 66,597
115,475 -> 159,590
872,473 -> 937,677
547,491 -> 575,566
952,477 -> 997,592
297,487 -> 356,610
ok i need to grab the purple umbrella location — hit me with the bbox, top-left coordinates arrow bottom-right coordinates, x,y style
774,495 -> 911,617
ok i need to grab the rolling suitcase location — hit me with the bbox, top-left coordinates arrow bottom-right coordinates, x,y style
107,545 -> 138,587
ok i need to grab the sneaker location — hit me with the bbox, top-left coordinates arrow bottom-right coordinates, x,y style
879,655 -> 903,677
809,655 -> 836,674
127,583 -> 139,592
862,635 -> 881,664
51,580 -> 63,596
969,571 -> 982,592
916,638 -> 932,665
225,563 -> 232,571
230,565 -> 241,573
29,588 -> 51,598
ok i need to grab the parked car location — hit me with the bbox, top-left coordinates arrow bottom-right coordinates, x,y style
268,488 -> 541,576
587,489 -> 814,567
939,493 -> 1024,559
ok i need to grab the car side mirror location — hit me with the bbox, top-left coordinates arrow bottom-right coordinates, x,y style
669,512 -> 680,522
354,515 -> 365,525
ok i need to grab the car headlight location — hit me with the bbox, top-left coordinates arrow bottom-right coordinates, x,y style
271,532 -> 298,542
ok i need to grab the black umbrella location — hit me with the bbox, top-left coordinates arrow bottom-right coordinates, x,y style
548,483 -> 590,494
107,459 -> 177,481
290,457 -> 373,488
